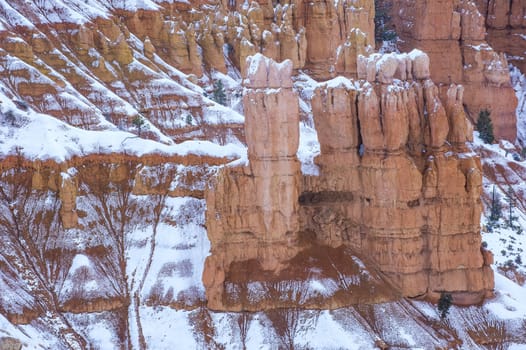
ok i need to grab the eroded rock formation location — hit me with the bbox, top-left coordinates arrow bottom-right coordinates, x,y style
204,55 -> 304,310
1,0 -> 516,141
306,51 -> 493,302
390,0 -> 518,140
204,53 -> 494,311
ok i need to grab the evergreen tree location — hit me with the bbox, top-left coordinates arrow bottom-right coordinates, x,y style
212,80 -> 227,106
476,109 -> 495,144
438,292 -> 452,320
374,0 -> 397,44
132,115 -> 145,136
186,114 -> 193,126
505,186 -> 518,228
489,185 -> 502,224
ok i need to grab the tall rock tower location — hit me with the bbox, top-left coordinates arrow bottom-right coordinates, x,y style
203,54 -> 302,310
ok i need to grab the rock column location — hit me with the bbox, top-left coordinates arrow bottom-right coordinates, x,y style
203,54 -> 301,310
303,50 -> 494,303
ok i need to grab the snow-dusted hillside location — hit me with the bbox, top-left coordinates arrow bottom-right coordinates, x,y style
1,68 -> 526,349
0,0 -> 525,349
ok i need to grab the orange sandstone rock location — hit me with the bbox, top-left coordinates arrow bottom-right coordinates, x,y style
204,55 -> 302,309
204,51 -> 494,310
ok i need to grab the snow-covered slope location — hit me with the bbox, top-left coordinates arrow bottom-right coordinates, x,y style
0,1 -> 525,349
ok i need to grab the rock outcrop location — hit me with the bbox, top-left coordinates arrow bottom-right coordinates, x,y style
204,53 -> 494,311
306,51 -> 493,303
204,55 -> 304,310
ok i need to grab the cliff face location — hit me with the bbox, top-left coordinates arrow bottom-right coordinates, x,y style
0,0 -> 517,140
307,57 -> 494,303
390,0 -> 518,141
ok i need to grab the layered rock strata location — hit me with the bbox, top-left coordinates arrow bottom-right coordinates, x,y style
204,53 -> 494,311
203,55 -> 304,310
1,0 -> 516,142
305,51 -> 493,303
0,152 -> 228,325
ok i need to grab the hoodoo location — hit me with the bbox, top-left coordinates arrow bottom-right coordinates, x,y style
204,51 -> 494,311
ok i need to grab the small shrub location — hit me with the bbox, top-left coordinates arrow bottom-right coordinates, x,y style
132,115 -> 146,136
4,110 -> 16,126
505,259 -> 515,269
186,114 -> 193,126
515,255 -> 523,265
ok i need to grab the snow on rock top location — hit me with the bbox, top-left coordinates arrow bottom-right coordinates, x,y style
358,48 -> 430,82
244,53 -> 293,88
106,0 -> 160,11
0,0 -> 36,29
319,75 -> 360,90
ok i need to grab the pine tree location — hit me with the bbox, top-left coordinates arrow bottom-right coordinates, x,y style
489,185 -> 502,224
374,0 -> 397,44
186,114 -> 193,126
476,109 -> 495,144
212,80 -> 227,106
132,115 -> 145,136
438,292 -> 452,320
505,186 -> 518,229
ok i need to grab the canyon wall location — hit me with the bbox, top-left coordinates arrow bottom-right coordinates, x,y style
1,0 -> 517,140
0,0 -> 513,329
